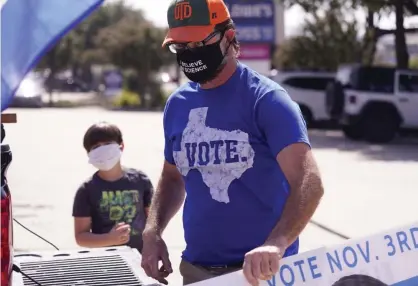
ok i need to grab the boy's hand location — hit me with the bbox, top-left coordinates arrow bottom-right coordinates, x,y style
107,222 -> 131,245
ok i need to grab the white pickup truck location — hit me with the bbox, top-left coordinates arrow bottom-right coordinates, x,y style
326,64 -> 418,143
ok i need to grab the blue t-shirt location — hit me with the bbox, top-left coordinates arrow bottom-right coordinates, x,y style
163,63 -> 310,265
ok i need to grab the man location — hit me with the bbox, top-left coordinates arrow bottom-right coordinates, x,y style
141,0 -> 324,285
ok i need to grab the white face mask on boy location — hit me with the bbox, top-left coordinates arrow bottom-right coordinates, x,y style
88,143 -> 122,171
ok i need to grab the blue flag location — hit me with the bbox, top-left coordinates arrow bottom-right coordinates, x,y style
1,0 -> 104,111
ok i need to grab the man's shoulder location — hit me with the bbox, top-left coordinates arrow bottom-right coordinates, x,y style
167,82 -> 197,102
163,82 -> 198,119
238,63 -> 286,97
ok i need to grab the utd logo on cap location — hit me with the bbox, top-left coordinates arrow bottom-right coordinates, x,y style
174,1 -> 192,20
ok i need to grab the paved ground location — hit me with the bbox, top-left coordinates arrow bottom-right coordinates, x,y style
4,107 -> 418,285
41,91 -> 97,104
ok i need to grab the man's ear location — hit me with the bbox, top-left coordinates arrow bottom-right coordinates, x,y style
225,28 -> 235,42
120,142 -> 125,151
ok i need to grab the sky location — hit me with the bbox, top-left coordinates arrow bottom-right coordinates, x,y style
117,0 -> 418,37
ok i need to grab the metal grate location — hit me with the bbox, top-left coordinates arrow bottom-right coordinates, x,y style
19,254 -> 143,286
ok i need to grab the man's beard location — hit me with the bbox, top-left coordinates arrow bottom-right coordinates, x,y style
196,59 -> 228,85
196,43 -> 233,85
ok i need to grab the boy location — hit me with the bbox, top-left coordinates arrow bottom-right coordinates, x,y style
72,121 -> 154,253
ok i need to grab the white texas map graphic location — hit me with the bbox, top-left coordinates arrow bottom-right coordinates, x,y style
173,107 -> 255,203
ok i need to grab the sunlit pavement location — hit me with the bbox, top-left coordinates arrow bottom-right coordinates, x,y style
41,91 -> 96,104
4,108 -> 418,285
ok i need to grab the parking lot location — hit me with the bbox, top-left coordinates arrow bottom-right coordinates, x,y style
4,107 -> 418,285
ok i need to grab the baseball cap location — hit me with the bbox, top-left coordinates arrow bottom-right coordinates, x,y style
162,0 -> 231,47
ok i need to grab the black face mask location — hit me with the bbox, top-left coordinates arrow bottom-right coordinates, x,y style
176,41 -> 227,84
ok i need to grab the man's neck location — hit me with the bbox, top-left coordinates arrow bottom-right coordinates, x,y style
98,163 -> 124,182
200,58 -> 237,89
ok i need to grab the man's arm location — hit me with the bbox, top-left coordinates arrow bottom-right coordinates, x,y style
144,161 -> 185,235
143,96 -> 185,235
255,88 -> 324,250
265,143 -> 324,248
142,173 -> 155,219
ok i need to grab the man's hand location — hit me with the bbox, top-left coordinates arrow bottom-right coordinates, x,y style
140,161 -> 184,284
107,222 -> 131,245
141,230 -> 173,285
243,244 -> 284,286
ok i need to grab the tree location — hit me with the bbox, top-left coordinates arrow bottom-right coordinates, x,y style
36,35 -> 74,106
36,1 -> 149,85
94,12 -> 173,106
35,1 -> 175,108
274,1 -> 363,71
279,0 -> 418,68
358,0 -> 418,68
50,1 -> 147,84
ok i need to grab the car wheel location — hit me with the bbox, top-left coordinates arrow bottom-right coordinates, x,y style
362,111 -> 398,144
342,125 -> 363,141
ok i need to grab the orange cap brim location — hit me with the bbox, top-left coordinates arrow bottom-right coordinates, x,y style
162,26 -> 215,47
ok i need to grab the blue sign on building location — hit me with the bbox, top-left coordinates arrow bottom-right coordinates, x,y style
103,70 -> 123,97
224,0 -> 275,43
103,70 -> 123,89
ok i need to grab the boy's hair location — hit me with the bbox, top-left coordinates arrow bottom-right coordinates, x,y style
332,275 -> 388,286
83,122 -> 123,152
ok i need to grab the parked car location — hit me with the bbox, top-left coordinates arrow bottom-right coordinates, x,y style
270,71 -> 335,127
9,73 -> 44,108
56,78 -> 90,92
326,64 -> 418,143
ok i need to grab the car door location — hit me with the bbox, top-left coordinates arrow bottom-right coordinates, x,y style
395,70 -> 418,127
281,75 -> 334,121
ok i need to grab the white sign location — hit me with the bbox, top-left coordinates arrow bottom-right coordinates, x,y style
191,222 -> 418,285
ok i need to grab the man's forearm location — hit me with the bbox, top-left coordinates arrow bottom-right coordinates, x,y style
76,232 -> 112,248
266,171 -> 324,249
145,174 -> 185,235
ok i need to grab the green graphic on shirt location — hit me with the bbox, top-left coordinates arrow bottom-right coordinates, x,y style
99,190 -> 142,235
